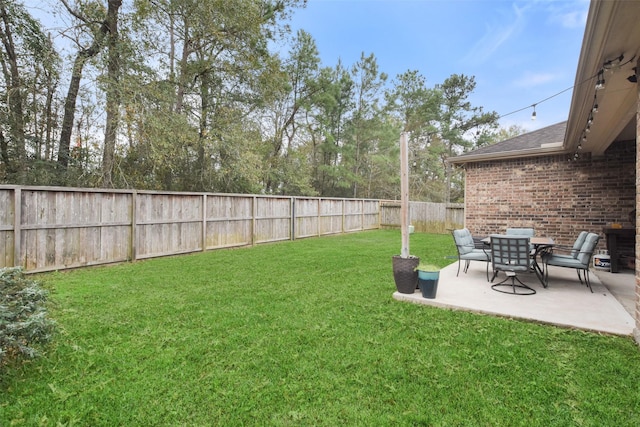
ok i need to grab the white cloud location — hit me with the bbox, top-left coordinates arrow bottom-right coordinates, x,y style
544,0 -> 589,29
513,72 -> 558,88
555,10 -> 588,29
463,3 -> 529,64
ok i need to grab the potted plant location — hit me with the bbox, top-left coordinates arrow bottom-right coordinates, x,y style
415,263 -> 440,299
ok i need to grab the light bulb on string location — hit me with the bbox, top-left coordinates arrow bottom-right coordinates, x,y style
595,69 -> 605,90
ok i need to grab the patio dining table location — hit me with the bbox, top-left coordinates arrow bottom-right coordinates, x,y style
482,236 -> 554,287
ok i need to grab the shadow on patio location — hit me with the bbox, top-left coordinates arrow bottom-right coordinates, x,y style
393,261 -> 635,336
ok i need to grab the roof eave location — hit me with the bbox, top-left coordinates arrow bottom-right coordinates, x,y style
565,0 -> 605,152
448,146 -> 569,165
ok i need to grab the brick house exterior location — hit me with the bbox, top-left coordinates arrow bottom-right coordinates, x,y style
452,123 -> 639,345
462,138 -> 636,249
450,1 -> 640,344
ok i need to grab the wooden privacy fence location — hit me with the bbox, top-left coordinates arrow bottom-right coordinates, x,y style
0,186 -> 381,273
380,201 -> 464,234
0,186 -> 464,273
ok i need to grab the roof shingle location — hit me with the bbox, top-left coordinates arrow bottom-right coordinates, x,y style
451,121 -> 567,162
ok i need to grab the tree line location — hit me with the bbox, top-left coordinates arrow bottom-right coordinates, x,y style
0,0 -> 521,202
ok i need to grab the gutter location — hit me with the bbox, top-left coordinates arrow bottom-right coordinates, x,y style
565,0 -> 611,152
448,143 -> 567,165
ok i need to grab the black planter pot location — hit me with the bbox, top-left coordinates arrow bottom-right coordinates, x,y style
392,255 -> 420,294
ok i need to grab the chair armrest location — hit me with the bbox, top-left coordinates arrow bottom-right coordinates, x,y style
548,245 -> 575,255
473,236 -> 488,249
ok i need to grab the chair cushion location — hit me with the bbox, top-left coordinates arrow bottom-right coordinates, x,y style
570,231 -> 588,258
545,233 -> 599,268
544,253 -> 574,262
506,228 -> 535,237
576,233 -> 599,265
460,249 -> 490,261
545,256 -> 586,269
493,262 -> 530,273
453,228 -> 475,255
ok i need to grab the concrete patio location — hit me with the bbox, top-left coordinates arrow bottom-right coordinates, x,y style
393,260 -> 636,336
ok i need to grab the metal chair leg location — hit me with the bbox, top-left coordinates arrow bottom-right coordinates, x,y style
491,272 -> 536,295
490,269 -> 498,282
463,260 -> 471,273
584,269 -> 593,293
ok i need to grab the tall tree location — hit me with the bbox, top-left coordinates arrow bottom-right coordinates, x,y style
261,29 -> 320,194
34,34 -> 61,164
100,0 -> 122,188
344,52 -> 388,198
385,70 -> 441,201
435,74 -> 498,203
0,0 -> 60,184
57,0 -> 122,181
306,61 -> 353,196
479,124 -> 525,147
0,1 -> 26,182
125,0 -> 306,192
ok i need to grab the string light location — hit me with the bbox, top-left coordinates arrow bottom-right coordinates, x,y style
573,54 -> 632,160
603,54 -> 624,70
595,69 -> 605,90
470,52 -> 635,155
495,53 -> 638,123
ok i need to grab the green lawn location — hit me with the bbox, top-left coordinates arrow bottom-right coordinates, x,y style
2,230 -> 640,426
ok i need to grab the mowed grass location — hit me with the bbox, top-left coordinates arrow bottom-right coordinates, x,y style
2,230 -> 640,426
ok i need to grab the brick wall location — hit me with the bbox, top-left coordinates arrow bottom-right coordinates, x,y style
462,140 -> 636,250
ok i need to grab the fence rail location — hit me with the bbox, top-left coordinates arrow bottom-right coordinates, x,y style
0,186 -> 463,273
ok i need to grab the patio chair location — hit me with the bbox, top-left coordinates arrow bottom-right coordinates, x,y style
489,235 -> 536,295
506,227 -> 535,253
542,232 -> 600,292
451,228 -> 491,281
548,231 -> 588,260
506,227 -> 535,237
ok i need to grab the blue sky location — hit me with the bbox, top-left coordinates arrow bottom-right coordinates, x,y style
287,0 -> 590,132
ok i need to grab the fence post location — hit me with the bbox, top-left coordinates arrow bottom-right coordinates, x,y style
130,190 -> 137,261
251,196 -> 257,246
291,197 -> 295,241
202,194 -> 207,252
13,188 -> 21,268
317,198 -> 321,237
